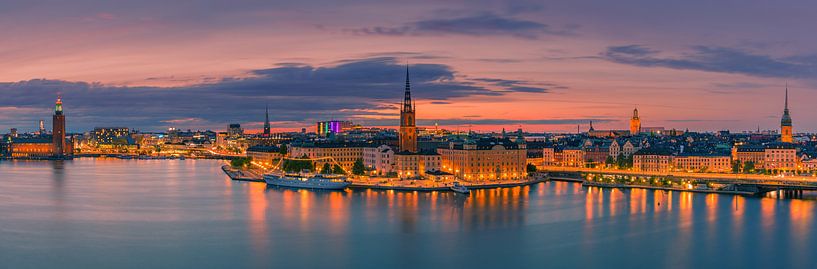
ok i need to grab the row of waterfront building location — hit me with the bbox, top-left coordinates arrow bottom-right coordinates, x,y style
2,69 -> 812,179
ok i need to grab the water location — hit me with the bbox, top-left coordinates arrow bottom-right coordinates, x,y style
1,159 -> 815,269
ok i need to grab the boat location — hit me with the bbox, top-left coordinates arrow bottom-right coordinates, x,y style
263,173 -> 351,190
450,181 -> 470,194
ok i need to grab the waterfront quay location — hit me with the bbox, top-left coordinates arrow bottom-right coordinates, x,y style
222,164 -> 548,191
544,166 -> 817,197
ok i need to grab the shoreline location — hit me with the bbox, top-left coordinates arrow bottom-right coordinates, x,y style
580,180 -> 757,196
221,165 -> 549,191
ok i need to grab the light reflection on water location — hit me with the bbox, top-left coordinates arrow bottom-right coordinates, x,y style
1,159 -> 816,269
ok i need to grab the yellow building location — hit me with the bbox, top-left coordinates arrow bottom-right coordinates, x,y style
394,152 -> 442,179
438,138 -> 527,181
630,107 -> 641,135
672,155 -> 731,173
780,86 -> 793,143
633,148 -> 672,173
732,145 -> 765,169
288,142 -> 371,172
764,143 -> 797,171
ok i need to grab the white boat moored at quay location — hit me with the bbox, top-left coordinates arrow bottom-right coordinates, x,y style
263,173 -> 351,190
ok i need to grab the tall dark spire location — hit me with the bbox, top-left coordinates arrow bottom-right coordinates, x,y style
403,65 -> 412,112
781,84 -> 792,127
263,104 -> 271,135
785,83 -> 789,111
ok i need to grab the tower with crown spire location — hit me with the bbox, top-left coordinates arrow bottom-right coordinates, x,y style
52,96 -> 67,157
263,105 -> 271,136
781,85 -> 793,143
399,66 -> 417,153
629,107 -> 641,135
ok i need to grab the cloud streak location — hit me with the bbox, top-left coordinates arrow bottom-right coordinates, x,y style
353,13 -> 574,39
603,45 -> 817,79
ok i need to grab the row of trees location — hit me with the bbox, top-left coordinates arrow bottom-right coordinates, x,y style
230,157 -> 253,168
604,154 -> 634,169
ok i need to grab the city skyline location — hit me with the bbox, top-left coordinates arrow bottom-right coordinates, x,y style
2,1 -> 817,133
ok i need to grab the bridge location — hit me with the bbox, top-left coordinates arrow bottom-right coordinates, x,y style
542,166 -> 817,196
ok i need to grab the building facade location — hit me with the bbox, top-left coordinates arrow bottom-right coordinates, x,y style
630,108 -> 641,135
438,138 -> 527,181
780,87 -> 793,143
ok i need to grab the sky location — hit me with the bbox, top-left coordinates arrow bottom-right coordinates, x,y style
2,0 -> 817,133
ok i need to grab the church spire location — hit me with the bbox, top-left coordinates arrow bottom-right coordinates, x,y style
785,82 -> 789,111
403,65 -> 412,112
263,104 -> 271,135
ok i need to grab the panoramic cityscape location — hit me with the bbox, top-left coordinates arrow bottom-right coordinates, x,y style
2,1 -> 817,269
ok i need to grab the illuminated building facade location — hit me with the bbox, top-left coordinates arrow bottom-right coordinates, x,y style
288,142 -> 369,172
764,143 -> 797,171
672,154 -> 731,173
316,120 -> 354,136
399,67 -> 417,153
732,145 -> 765,169
780,86 -> 793,143
438,138 -> 527,181
228,123 -> 243,137
633,148 -> 672,172
362,145 -> 394,175
246,145 -> 282,167
630,108 -> 641,135
52,97 -> 67,156
91,127 -> 130,144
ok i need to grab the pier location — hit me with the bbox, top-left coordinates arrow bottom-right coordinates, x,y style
545,166 -> 817,196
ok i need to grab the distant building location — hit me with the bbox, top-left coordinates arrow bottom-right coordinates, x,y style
316,120 -> 353,137
246,145 -> 281,167
10,97 -> 73,158
780,86 -> 793,143
263,105 -> 271,136
228,123 -> 243,137
630,108 -> 641,135
52,97 -> 68,157
91,127 -> 130,144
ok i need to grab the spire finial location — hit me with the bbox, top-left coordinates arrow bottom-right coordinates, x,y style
785,82 -> 789,110
403,63 -> 412,112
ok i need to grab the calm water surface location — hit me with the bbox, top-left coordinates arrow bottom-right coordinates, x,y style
1,159 -> 815,268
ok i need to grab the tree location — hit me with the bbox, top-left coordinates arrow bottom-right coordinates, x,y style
743,161 -> 755,173
526,163 -> 537,173
732,161 -> 742,173
605,155 -> 615,167
352,158 -> 365,175
282,154 -> 314,172
332,164 -> 345,174
278,144 -> 288,155
320,163 -> 332,174
230,157 -> 252,168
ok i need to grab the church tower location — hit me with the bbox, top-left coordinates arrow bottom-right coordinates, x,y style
399,66 -> 417,153
781,85 -> 793,143
629,107 -> 641,135
52,96 -> 67,156
263,105 -> 271,136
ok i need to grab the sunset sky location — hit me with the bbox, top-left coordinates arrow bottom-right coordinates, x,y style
2,0 -> 816,133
